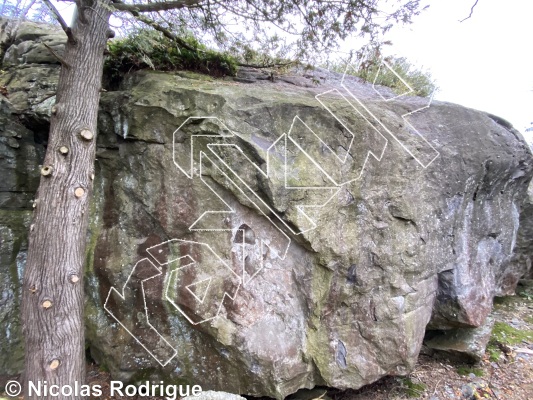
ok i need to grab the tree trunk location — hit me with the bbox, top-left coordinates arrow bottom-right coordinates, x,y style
21,1 -> 111,398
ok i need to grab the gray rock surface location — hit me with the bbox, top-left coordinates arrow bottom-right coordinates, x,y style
1,19 -> 533,398
509,181 -> 533,282
0,94 -> 41,375
425,317 -> 495,361
183,391 -> 247,400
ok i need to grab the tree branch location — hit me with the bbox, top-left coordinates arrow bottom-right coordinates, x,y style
112,0 -> 202,13
42,42 -> 71,68
459,0 -> 479,22
42,0 -> 76,43
19,0 -> 37,19
130,12 -> 198,52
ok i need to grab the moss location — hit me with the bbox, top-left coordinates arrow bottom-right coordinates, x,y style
486,344 -> 501,362
491,322 -> 533,345
104,29 -> 238,87
83,170 -> 108,352
456,366 -> 484,377
84,213 -> 101,275
486,322 -> 533,362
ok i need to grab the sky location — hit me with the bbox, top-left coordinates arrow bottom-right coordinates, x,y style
51,0 -> 532,141
380,0 -> 533,140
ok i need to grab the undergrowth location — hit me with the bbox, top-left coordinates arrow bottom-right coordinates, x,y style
457,366 -> 484,377
396,377 -> 426,398
104,29 -> 238,85
326,54 -> 436,97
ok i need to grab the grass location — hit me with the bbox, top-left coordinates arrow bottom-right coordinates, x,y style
397,377 -> 426,398
324,54 -> 436,98
487,344 -> 502,362
355,56 -> 436,98
491,322 -> 533,345
457,366 -> 484,377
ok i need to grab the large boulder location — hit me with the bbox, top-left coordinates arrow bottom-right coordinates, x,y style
0,18 -> 60,124
1,19 -> 532,398
82,71 -> 533,398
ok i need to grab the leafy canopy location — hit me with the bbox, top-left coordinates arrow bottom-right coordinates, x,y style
108,0 -> 427,65
2,0 -> 427,66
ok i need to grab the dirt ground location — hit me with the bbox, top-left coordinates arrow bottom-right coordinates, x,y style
2,281 -> 532,400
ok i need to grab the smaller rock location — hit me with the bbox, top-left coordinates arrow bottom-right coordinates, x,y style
425,316 -> 494,360
6,137 -> 19,148
287,388 -> 332,400
460,383 -> 475,399
183,391 -> 246,400
443,385 -> 457,399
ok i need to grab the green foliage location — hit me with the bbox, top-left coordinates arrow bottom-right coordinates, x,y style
360,56 -> 436,97
456,366 -> 484,377
491,321 -> 533,345
397,377 -> 426,398
104,29 -> 238,82
230,42 -> 294,73
487,321 -> 533,362
329,54 -> 436,98
486,343 -> 501,362
517,281 -> 533,301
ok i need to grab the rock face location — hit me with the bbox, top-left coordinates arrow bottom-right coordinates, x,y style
1,19 -> 533,398
510,181 -> 533,281
424,316 -> 495,361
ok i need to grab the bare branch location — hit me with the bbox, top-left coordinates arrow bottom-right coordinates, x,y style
112,0 -> 202,13
459,0 -> 479,22
42,42 -> 71,68
19,0 -> 37,18
114,3 -> 198,52
42,0 -> 76,43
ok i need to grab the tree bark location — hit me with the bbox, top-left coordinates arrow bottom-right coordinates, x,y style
21,1 -> 111,398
